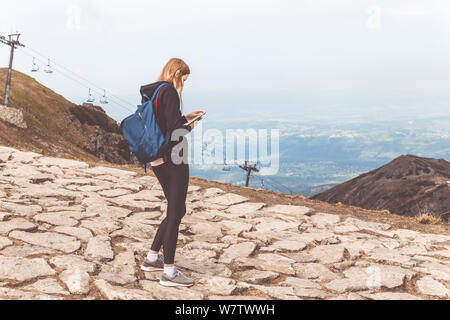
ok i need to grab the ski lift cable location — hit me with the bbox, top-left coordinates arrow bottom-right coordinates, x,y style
18,51 -> 124,111
264,176 -> 293,195
255,174 -> 294,195
19,45 -> 135,109
18,49 -> 134,112
22,45 -> 134,108
251,175 -> 286,193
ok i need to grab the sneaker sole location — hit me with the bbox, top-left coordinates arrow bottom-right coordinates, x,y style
140,265 -> 163,272
159,280 -> 194,287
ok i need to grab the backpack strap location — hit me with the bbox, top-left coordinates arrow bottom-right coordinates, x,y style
141,82 -> 167,103
141,93 -> 149,104
154,88 -> 162,121
150,83 -> 167,102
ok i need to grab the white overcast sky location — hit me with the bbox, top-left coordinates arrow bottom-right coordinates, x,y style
1,0 -> 450,109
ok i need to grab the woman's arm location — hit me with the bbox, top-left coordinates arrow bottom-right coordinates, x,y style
159,85 -> 192,136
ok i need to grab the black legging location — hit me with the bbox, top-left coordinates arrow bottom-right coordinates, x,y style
150,161 -> 189,264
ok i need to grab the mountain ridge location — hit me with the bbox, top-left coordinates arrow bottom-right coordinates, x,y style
312,154 -> 450,221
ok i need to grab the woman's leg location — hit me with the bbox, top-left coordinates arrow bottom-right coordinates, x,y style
150,162 -> 189,264
150,162 -> 171,253
162,162 -> 189,264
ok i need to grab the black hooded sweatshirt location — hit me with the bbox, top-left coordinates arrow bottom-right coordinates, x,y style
140,81 -> 192,164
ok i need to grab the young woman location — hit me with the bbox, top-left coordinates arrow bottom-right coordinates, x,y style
139,58 -> 204,287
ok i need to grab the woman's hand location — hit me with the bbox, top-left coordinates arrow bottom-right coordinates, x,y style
185,110 -> 205,121
189,120 -> 199,130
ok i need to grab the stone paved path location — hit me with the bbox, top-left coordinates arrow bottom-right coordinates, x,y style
0,146 -> 449,300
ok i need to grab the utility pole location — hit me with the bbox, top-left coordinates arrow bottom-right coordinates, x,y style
239,160 -> 259,187
0,33 -> 25,107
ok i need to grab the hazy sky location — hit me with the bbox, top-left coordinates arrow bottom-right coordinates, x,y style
1,0 -> 450,116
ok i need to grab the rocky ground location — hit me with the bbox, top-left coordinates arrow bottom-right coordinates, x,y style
0,145 -> 449,300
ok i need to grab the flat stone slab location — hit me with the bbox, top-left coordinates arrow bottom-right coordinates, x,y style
261,240 -> 307,253
325,264 -> 415,293
193,275 -> 237,296
0,236 -> 13,250
265,205 -> 311,215
0,244 -> 57,257
238,253 -> 296,275
77,166 -> 137,177
235,269 -> 280,284
310,212 -> 341,228
23,278 -> 69,296
106,197 -> 161,211
253,218 -> 299,233
189,222 -> 223,242
358,291 -> 422,300
203,187 -> 225,198
0,256 -> 56,281
0,287 -> 62,300
205,193 -> 249,206
140,280 -> 204,300
60,269 -> 91,294
175,255 -> 232,278
309,245 -> 346,264
80,218 -> 121,235
294,263 -> 340,282
219,241 -> 257,264
50,254 -> 96,273
98,188 -> 133,198
9,231 -> 81,253
367,248 -> 417,267
0,202 -> 42,217
29,174 -> 55,184
182,241 -> 228,253
219,220 -> 253,235
225,202 -> 265,215
98,251 -> 137,285
94,279 -> 152,300
33,213 -> 78,227
178,248 -> 216,262
36,156 -> 89,169
249,284 -> 298,300
85,235 -> 114,262
343,218 -> 391,232
416,276 -> 449,298
53,226 -> 93,241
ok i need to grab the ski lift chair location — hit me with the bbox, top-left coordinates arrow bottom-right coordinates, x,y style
87,88 -> 95,102
31,57 -> 39,72
44,59 -> 53,74
100,90 -> 108,104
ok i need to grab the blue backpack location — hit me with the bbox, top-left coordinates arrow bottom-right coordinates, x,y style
120,83 -> 168,172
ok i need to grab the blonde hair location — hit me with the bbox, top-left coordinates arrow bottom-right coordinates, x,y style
158,58 -> 190,113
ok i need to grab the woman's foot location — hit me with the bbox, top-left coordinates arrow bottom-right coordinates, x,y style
140,254 -> 164,271
160,267 -> 194,287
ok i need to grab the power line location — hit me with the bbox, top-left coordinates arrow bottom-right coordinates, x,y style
251,175 -> 288,194
262,175 -> 294,195
252,174 -> 294,195
21,45 -> 135,109
17,48 -> 134,113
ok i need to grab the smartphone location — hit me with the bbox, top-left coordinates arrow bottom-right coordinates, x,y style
186,111 -> 206,126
